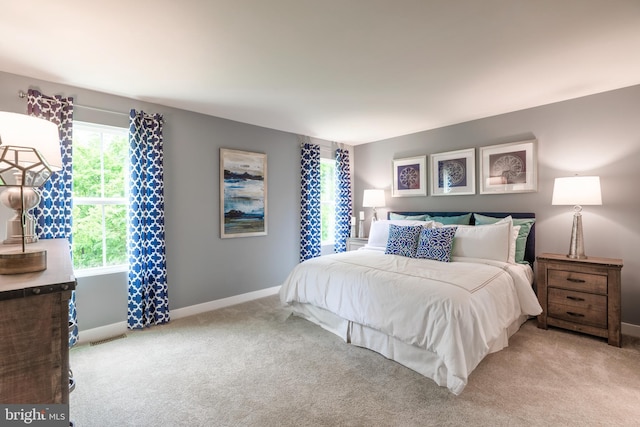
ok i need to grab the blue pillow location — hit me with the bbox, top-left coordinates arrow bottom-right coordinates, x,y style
385,224 -> 423,257
473,214 -> 535,264
425,213 -> 472,225
416,227 -> 458,262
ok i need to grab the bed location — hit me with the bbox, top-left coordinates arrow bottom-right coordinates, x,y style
279,212 -> 542,394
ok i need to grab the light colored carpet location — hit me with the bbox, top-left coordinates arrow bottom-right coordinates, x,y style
69,295 -> 640,426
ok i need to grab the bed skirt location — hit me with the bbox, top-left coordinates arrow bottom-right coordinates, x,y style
286,301 -> 529,395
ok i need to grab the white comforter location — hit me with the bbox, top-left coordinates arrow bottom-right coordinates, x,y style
279,250 -> 542,394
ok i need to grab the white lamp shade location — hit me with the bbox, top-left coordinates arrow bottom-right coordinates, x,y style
552,176 -> 602,206
0,112 -> 62,170
362,189 -> 385,208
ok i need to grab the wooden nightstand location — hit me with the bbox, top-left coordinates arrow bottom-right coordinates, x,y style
536,253 -> 623,347
346,237 -> 368,251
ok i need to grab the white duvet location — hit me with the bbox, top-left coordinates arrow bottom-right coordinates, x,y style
280,250 -> 542,394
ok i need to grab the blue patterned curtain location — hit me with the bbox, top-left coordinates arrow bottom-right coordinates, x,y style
334,148 -> 352,253
127,110 -> 169,329
26,89 -> 78,346
300,138 -> 321,261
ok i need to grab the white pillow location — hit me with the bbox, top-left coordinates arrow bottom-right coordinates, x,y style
367,220 -> 435,248
452,220 -> 512,262
492,216 -> 518,263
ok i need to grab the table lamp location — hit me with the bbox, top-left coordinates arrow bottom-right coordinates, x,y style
0,112 -> 62,274
551,175 -> 602,259
363,189 -> 385,222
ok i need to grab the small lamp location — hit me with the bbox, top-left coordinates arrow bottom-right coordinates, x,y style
362,189 -> 385,221
0,112 -> 62,274
551,176 -> 602,259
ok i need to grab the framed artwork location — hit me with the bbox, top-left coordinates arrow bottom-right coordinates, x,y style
392,155 -> 427,197
430,148 -> 476,196
220,148 -> 267,238
479,139 -> 537,194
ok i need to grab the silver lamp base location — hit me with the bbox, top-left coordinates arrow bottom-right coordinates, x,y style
3,214 -> 38,244
567,209 -> 587,259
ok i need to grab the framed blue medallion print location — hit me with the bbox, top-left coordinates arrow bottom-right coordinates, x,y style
479,139 -> 537,194
392,155 -> 427,197
430,148 -> 475,196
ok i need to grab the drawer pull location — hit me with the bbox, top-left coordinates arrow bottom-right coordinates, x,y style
566,311 -> 585,318
566,277 -> 586,283
566,295 -> 585,302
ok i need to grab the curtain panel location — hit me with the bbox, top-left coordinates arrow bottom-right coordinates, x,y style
127,110 -> 169,329
334,148 -> 352,253
300,139 -> 321,261
26,89 -> 78,346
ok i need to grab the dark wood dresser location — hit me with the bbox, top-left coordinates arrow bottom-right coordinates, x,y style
0,239 -> 76,403
536,252 -> 623,347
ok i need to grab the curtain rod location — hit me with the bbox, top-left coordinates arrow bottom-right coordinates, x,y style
18,90 -> 129,117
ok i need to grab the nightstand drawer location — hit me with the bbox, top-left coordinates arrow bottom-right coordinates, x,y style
346,238 -> 368,251
548,288 -> 607,328
548,269 -> 607,294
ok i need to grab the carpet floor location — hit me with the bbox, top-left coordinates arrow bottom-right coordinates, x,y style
69,295 -> 640,426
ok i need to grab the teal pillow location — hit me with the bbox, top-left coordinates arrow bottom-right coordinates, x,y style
473,214 -> 535,264
389,213 -> 429,221
385,224 -> 422,257
416,227 -> 457,262
426,213 -> 472,225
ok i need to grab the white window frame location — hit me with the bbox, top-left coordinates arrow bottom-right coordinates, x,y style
72,121 -> 129,277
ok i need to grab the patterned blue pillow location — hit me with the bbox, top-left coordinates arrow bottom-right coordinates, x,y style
416,227 -> 458,262
385,224 -> 423,257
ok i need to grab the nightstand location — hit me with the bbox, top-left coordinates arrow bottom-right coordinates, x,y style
346,237 -> 368,251
536,253 -> 623,347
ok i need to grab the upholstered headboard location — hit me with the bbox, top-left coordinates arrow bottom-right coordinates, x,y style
387,211 -> 536,265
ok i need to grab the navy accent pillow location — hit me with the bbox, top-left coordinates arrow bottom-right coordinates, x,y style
385,224 -> 422,257
416,227 -> 458,262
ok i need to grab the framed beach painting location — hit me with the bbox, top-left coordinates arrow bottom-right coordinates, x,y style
430,148 -> 475,196
479,139 -> 537,194
220,148 -> 267,238
392,155 -> 427,197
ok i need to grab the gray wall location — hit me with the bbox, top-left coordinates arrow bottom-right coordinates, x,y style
354,85 -> 640,326
0,71 -> 302,330
2,69 -> 638,329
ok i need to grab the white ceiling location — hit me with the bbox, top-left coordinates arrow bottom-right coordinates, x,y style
2,1 -> 640,145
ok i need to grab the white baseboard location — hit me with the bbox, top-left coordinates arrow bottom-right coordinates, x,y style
76,286 -> 281,346
171,285 -> 280,320
622,322 -> 640,338
76,321 -> 129,346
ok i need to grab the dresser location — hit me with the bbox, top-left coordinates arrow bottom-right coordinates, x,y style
536,253 -> 623,347
0,239 -> 76,403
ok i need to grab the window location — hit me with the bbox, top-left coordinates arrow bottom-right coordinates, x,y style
72,122 -> 128,272
320,158 -> 336,246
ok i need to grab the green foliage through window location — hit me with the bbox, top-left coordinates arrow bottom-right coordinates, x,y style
320,159 -> 335,245
72,122 -> 128,270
